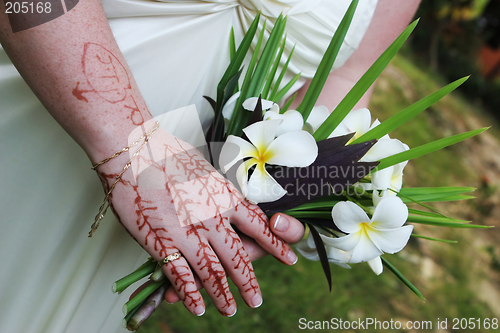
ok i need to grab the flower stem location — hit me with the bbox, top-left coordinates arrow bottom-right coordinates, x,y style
123,280 -> 164,315
113,259 -> 157,294
150,265 -> 165,282
126,283 -> 169,331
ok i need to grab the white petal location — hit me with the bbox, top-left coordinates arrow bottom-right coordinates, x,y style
371,166 -> 394,190
264,109 -> 304,136
222,92 -> 241,129
306,229 -> 316,249
367,225 -> 413,254
331,201 -> 368,234
296,239 -> 320,261
343,108 -> 372,139
372,189 -> 390,207
265,130 -> 318,167
235,159 -> 257,198
242,120 -> 280,154
326,245 -> 352,267
371,196 -> 408,229
369,119 -> 390,140
367,256 -> 383,275
348,232 -> 383,263
306,105 -> 330,132
242,97 -> 277,112
246,163 -> 287,203
322,232 -> 361,252
361,138 -> 407,162
328,122 -> 351,138
219,136 -> 258,173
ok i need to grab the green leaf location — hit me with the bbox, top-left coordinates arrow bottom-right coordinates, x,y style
286,210 -> 333,219
248,15 -> 286,97
270,44 -> 295,101
273,72 -> 301,102
400,186 -> 475,196
216,12 -> 260,112
407,218 -> 491,229
297,0 -> 359,121
401,194 -> 476,203
407,215 -> 471,224
375,127 -> 489,171
281,91 -> 297,113
382,257 -> 425,301
229,27 -> 236,61
411,234 -> 458,244
314,19 -> 419,141
307,224 -> 332,292
263,34 -> 287,99
227,20 -> 267,135
408,208 -> 449,217
353,76 -> 469,144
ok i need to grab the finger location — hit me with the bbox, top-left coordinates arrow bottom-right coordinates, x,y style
211,225 -> 263,309
182,229 -> 238,317
232,201 -> 297,265
269,213 -> 305,244
160,252 -> 206,316
165,275 -> 202,304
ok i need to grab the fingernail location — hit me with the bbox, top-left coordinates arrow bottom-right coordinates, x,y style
288,250 -> 298,265
274,214 -> 289,232
226,304 -> 237,317
251,293 -> 263,308
194,306 -> 205,316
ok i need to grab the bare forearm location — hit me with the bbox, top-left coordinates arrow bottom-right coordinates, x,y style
0,0 -> 152,162
292,0 -> 421,111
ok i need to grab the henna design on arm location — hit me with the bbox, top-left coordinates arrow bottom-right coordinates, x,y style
72,43 -> 145,125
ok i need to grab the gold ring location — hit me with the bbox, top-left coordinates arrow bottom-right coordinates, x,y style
162,252 -> 182,265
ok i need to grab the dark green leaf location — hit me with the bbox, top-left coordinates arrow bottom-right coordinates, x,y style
307,224 -> 332,292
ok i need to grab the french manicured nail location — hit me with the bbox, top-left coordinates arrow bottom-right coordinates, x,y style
274,214 -> 289,232
251,293 -> 263,308
226,304 -> 237,317
194,306 -> 205,316
288,250 -> 298,264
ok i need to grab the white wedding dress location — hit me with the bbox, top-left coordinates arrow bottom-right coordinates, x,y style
0,1 -> 377,332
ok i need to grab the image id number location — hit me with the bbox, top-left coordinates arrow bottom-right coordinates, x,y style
5,2 -> 52,14
452,318 -> 498,330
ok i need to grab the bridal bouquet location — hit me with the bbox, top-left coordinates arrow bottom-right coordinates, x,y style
113,1 -> 489,330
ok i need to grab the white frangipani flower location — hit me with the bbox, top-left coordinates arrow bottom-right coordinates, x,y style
295,228 -> 351,269
305,105 -> 330,132
221,91 -> 241,130
221,95 -> 279,131
263,108 -> 304,136
324,196 -> 413,275
242,97 -> 279,113
322,108 -> 397,162
371,140 -> 410,206
220,119 -> 318,203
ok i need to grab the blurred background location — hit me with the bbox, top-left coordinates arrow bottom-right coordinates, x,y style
138,1 -> 500,332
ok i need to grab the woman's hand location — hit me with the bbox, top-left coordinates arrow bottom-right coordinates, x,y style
97,121 -> 302,316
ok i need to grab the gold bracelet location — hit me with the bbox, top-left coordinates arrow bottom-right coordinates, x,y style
88,121 -> 160,237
